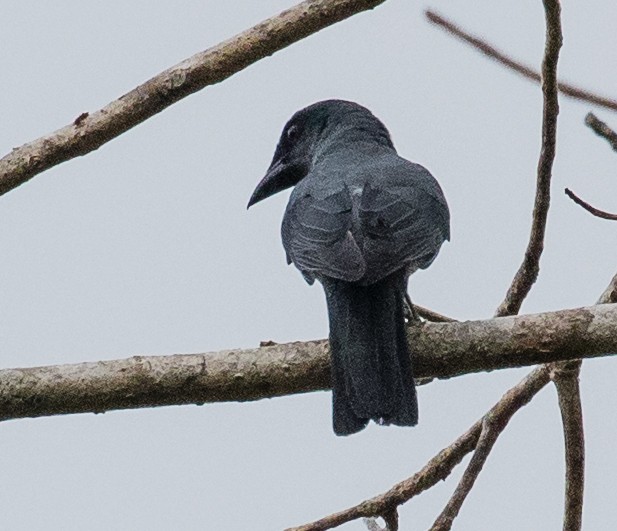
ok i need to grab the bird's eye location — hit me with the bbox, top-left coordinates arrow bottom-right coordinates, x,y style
286,125 -> 298,140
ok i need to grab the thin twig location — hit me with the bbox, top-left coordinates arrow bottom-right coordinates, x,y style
564,188 -> 617,221
286,366 -> 552,531
0,0 -> 387,197
585,112 -> 617,151
563,113 -> 617,221
429,417 -> 502,531
425,10 -> 617,112
415,304 -> 456,323
551,362 -> 585,531
495,0 -> 562,317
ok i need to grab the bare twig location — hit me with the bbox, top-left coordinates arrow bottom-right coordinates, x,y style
429,417 -> 503,531
415,304 -> 456,323
286,366 -> 552,531
425,10 -> 617,112
563,113 -> 617,221
495,0 -> 562,317
0,0 -> 387,197
551,362 -> 585,531
585,112 -> 617,151
564,188 -> 617,221
1,303 -> 616,422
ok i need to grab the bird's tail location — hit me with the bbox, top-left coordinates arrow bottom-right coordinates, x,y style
323,269 -> 418,436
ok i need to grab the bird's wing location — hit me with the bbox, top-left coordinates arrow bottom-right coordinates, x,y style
359,166 -> 450,283
282,186 -> 365,284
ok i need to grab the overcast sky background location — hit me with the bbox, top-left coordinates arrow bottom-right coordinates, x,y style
1,1 -> 617,530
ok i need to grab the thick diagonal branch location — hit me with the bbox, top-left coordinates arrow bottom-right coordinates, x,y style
1,303 -> 616,422
0,0 -> 386,196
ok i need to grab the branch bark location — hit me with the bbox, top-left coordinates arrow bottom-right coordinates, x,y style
495,0 -> 562,317
428,416 -> 503,531
1,303 -> 616,422
0,0 -> 386,197
585,112 -> 617,151
548,273 -> 617,531
551,362 -> 585,531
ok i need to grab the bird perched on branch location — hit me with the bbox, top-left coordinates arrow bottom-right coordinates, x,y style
248,100 -> 449,435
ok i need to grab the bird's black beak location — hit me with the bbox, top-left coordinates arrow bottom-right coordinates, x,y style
247,158 -> 302,209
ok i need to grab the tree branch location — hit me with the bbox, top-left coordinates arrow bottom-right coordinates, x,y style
415,304 -> 456,323
548,273 -> 617,531
429,412 -> 513,531
564,188 -> 617,221
0,0 -> 387,197
1,303 -> 616,422
585,112 -> 617,151
426,6 -> 565,529
286,366 -> 552,531
563,113 -> 617,221
425,10 -> 617,112
495,0 -> 562,317
551,362 -> 585,531
287,273 -> 617,531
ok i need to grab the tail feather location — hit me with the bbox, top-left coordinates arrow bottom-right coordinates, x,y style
323,270 -> 418,436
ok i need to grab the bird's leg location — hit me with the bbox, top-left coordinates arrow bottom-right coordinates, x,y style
404,293 -> 421,323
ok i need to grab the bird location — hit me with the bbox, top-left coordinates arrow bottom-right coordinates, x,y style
248,100 -> 450,436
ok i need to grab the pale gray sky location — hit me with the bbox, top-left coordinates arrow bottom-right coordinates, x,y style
1,1 -> 617,530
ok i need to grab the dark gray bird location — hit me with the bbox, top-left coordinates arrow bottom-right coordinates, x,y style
248,100 -> 449,435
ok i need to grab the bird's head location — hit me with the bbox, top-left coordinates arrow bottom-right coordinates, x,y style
247,100 -> 392,208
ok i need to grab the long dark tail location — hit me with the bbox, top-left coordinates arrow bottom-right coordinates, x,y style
322,269 -> 418,436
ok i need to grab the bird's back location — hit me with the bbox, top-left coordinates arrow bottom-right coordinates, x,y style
282,151 -> 449,285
